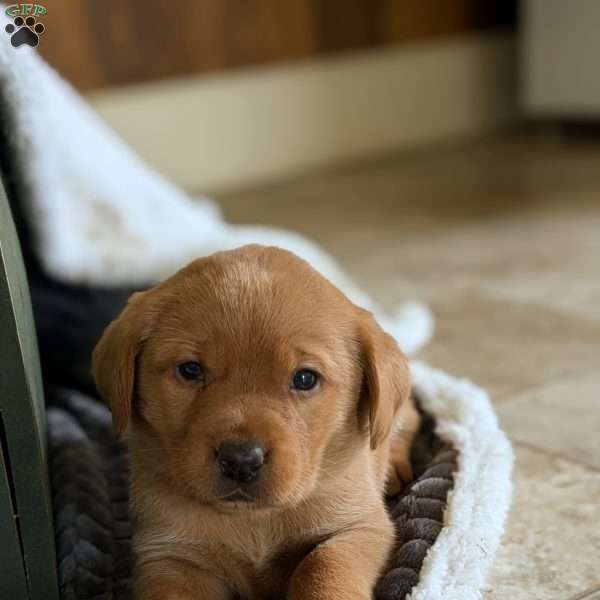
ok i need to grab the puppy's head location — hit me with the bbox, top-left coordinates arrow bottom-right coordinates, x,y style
92,245 -> 409,511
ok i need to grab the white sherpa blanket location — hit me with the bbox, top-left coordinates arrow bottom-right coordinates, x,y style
0,28 -> 512,600
409,363 -> 512,600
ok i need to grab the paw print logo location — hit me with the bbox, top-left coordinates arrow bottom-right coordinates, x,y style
5,15 -> 45,48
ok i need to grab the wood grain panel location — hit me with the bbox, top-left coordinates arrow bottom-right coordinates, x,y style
37,0 -> 104,89
380,0 -> 516,42
314,0 -> 379,52
36,0 -> 516,91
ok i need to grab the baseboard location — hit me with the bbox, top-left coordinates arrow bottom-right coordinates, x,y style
89,32 -> 517,193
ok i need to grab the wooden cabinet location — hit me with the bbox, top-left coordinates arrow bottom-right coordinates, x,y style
37,0 -> 515,91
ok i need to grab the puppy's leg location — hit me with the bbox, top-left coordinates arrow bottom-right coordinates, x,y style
135,560 -> 229,600
288,514 -> 394,600
386,396 -> 421,496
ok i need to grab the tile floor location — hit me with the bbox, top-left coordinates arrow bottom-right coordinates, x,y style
214,133 -> 600,600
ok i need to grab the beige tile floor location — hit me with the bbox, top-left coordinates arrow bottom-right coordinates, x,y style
213,133 -> 600,600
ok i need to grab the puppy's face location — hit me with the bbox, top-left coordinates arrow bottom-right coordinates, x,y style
92,246 -> 409,512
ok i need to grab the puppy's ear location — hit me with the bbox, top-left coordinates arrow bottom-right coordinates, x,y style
92,291 -> 153,436
357,310 -> 410,450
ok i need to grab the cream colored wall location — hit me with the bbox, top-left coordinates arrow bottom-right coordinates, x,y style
523,0 -> 600,117
89,32 -> 517,193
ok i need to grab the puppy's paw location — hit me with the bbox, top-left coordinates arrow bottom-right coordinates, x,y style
386,456 -> 414,496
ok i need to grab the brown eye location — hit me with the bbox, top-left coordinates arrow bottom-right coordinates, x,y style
177,361 -> 204,382
291,369 -> 319,391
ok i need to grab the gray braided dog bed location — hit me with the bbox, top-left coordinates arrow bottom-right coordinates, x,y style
47,388 -> 456,600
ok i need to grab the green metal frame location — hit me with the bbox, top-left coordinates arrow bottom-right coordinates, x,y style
0,183 -> 59,600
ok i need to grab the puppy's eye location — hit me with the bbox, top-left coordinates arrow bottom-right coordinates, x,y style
177,361 -> 204,382
291,369 -> 319,391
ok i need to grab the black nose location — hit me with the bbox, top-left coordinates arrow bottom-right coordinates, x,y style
216,441 -> 266,483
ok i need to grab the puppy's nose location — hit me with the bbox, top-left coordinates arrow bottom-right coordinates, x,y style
216,441 -> 266,483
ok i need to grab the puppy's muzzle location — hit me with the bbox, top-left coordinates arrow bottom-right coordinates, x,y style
216,441 -> 266,484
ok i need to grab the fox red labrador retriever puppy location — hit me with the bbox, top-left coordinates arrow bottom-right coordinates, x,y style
92,244 -> 420,600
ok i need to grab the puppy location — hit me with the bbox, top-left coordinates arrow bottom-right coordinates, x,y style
92,245 -> 420,600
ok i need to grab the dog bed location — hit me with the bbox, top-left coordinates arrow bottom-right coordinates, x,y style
47,387 -> 455,600
0,29 -> 513,600
45,366 -> 507,600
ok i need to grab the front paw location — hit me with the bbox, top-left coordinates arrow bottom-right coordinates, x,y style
386,454 -> 414,496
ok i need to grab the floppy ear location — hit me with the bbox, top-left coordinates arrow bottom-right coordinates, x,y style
91,291 -> 152,436
357,310 -> 411,450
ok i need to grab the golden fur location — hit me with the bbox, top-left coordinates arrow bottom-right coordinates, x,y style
92,245 -> 420,600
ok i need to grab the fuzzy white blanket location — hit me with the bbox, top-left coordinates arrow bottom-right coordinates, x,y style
0,26 -> 512,600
